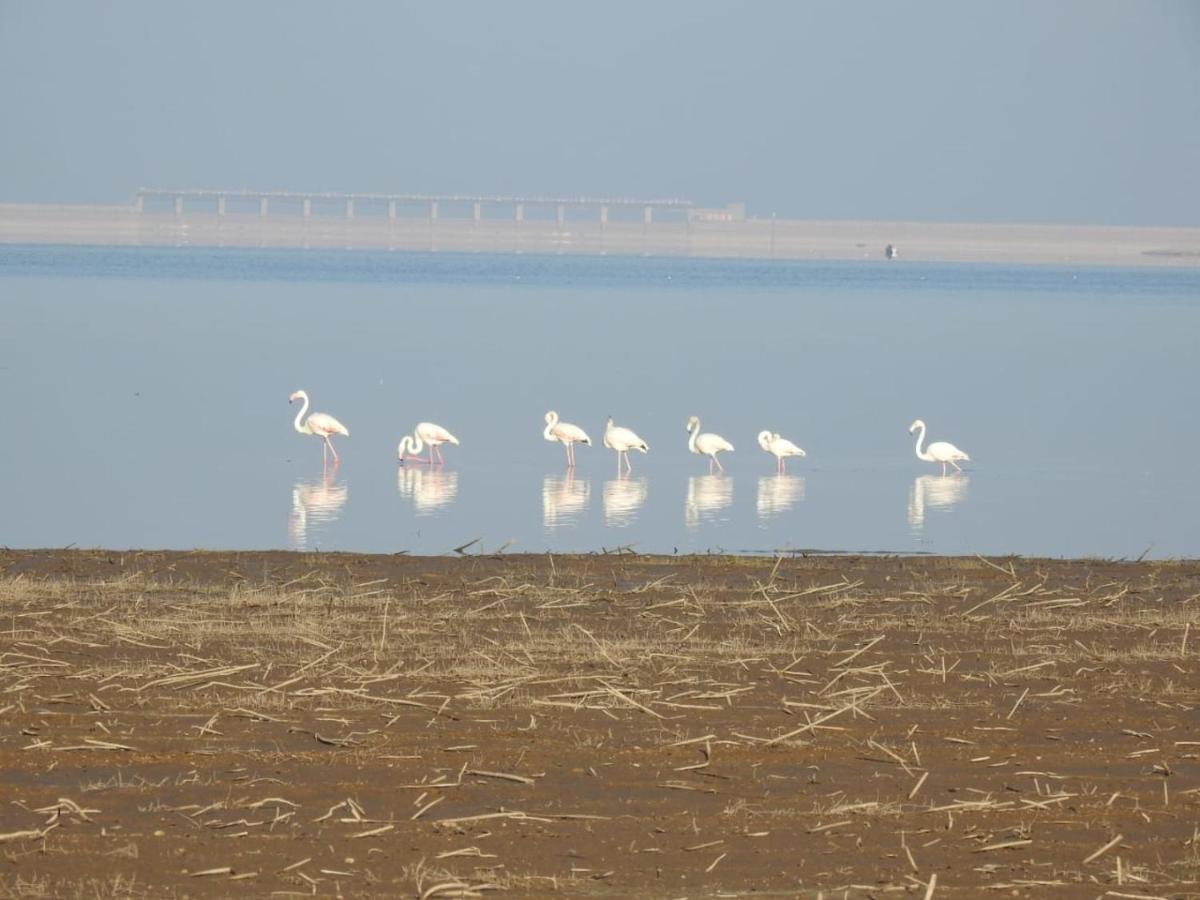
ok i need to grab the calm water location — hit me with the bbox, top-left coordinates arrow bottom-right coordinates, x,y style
2,245 -> 1198,558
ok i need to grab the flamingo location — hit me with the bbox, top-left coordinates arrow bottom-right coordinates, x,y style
909,419 -> 970,475
757,430 -> 806,474
289,390 -> 349,464
544,411 -> 591,467
397,422 -> 460,465
603,417 -> 649,474
686,416 -> 734,473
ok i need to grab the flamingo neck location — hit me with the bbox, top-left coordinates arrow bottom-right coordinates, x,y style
688,421 -> 700,454
400,433 -> 424,456
293,394 -> 310,434
913,422 -> 933,461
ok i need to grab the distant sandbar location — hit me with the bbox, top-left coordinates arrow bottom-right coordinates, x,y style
2,202 -> 1199,267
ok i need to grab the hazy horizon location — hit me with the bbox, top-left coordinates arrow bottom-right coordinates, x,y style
2,2 -> 1199,226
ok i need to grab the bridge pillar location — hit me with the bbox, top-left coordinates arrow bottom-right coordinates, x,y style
388,200 -> 397,220
346,199 -> 354,219
303,198 -> 312,217
515,203 -> 524,222
643,206 -> 653,225
217,196 -> 226,216
259,198 -> 269,217
473,202 -> 481,223
599,205 -> 608,224
174,196 -> 184,216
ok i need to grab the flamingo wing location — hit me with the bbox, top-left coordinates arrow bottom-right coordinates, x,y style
774,437 -> 806,457
928,440 -> 968,462
307,412 -> 349,437
417,422 -> 458,445
555,423 -> 591,445
696,433 -> 734,455
609,425 -> 645,451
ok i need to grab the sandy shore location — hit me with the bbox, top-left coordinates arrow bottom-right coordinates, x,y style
3,202 -> 1200,266
1,549 -> 1197,897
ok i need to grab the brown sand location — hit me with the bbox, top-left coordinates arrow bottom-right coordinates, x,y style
1,549 -> 1198,898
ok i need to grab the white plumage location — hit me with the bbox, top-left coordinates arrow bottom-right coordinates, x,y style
289,390 -> 349,463
757,430 -> 806,473
603,416 -> 649,473
398,421 -> 460,465
909,419 -> 970,475
686,415 -> 734,473
544,410 -> 591,467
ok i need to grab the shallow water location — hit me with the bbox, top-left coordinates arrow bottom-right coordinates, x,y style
2,245 -> 1198,557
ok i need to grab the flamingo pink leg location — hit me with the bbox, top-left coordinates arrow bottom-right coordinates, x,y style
434,445 -> 445,465
324,436 -> 339,463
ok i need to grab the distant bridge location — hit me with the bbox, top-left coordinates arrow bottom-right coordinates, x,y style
134,188 -> 695,224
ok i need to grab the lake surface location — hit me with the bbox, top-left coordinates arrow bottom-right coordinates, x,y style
2,245 -> 1198,558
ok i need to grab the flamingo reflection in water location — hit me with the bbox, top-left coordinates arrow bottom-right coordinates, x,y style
542,472 -> 590,528
756,474 -> 806,521
685,474 -> 734,529
397,466 -> 459,516
603,475 -> 648,527
908,474 -> 969,529
288,466 -> 348,550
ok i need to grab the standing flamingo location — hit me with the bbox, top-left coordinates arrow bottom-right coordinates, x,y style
909,419 -> 970,474
543,411 -> 591,467
289,390 -> 349,464
603,417 -> 649,474
397,422 -> 460,465
686,416 -> 734,473
757,430 -> 807,473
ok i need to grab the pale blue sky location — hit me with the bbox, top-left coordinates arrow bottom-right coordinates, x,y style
2,1 -> 1198,224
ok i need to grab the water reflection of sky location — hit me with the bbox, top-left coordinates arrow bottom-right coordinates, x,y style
3,247 -> 1199,558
